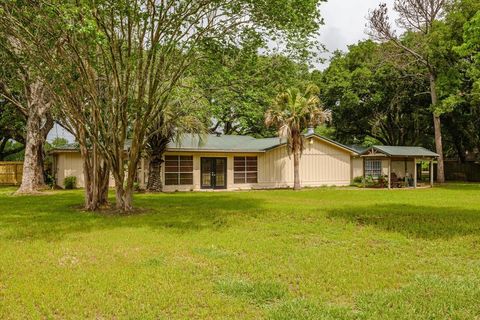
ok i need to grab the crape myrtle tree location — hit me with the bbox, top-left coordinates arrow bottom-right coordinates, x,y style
48,0 -> 325,211
265,84 -> 331,190
367,0 -> 451,183
53,81 -> 111,211
0,7 -> 55,193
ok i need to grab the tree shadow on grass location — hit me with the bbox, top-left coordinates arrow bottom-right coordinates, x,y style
327,204 -> 480,239
437,183 -> 480,191
0,191 -> 265,241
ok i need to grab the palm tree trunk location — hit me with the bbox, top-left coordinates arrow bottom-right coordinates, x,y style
293,151 -> 301,190
146,135 -> 169,192
147,156 -> 163,191
429,73 -> 445,183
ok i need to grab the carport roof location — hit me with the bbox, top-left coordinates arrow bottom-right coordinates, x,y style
363,145 -> 439,158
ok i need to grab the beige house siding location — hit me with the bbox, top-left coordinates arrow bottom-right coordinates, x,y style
53,136 -> 355,190
351,157 -> 363,179
259,140 -> 352,187
54,152 -> 85,188
382,159 -> 389,176
53,153 -> 115,189
144,137 -> 354,191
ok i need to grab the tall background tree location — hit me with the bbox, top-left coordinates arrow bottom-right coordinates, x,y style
367,0 -> 451,182
265,84 -> 331,190
0,6 -> 55,193
0,101 -> 25,161
320,40 -> 432,147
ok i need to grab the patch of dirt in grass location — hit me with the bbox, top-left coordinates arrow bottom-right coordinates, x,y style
72,204 -> 151,216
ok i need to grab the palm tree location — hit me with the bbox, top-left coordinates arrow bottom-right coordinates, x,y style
265,84 -> 331,190
146,82 -> 208,191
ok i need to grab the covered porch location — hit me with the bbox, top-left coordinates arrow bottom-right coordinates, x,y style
360,146 -> 439,189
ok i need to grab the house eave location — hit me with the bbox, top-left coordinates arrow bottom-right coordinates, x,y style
165,148 -> 266,153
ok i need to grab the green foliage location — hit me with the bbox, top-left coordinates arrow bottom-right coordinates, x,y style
0,100 -> 26,161
320,0 -> 480,161
194,40 -> 314,136
63,176 -> 76,190
320,40 -> 432,147
352,176 -> 363,184
51,137 -> 69,148
0,184 -> 480,317
265,84 -> 331,155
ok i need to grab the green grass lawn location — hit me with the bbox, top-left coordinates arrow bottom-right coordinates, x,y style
1,184 -> 480,319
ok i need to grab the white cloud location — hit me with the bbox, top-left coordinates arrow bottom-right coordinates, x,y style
316,0 -> 397,69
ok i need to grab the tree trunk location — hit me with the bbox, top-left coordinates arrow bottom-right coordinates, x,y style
17,115 -> 48,193
147,155 -> 164,192
16,80 -> 53,194
114,182 -> 134,212
82,147 -> 110,211
146,134 -> 170,192
429,73 -> 445,183
113,141 -> 140,212
293,151 -> 301,190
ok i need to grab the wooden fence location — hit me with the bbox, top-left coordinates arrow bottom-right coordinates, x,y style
445,161 -> 480,182
0,162 -> 23,185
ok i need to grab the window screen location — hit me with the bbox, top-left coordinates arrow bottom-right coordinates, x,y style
234,156 -> 258,184
365,159 -> 382,178
164,155 -> 193,185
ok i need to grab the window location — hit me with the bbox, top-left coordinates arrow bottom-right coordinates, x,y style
164,155 -> 193,185
234,156 -> 258,184
365,159 -> 382,178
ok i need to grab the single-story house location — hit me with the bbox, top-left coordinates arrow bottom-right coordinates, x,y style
50,133 -> 438,191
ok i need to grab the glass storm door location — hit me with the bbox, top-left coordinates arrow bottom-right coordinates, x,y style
201,158 -> 227,189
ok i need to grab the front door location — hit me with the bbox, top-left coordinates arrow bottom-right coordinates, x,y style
201,158 -> 227,189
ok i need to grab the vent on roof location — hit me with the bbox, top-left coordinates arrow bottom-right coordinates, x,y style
306,127 -> 315,135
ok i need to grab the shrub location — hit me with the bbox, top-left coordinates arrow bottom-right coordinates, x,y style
64,176 -> 77,189
45,173 -> 56,189
353,176 -> 363,184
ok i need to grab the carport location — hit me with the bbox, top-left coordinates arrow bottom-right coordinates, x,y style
360,146 -> 439,189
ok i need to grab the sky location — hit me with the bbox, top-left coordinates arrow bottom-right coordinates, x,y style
317,0 -> 397,69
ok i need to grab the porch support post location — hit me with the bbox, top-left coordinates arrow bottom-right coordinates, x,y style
388,158 -> 391,189
362,158 -> 366,188
413,158 -> 417,188
430,159 -> 434,187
